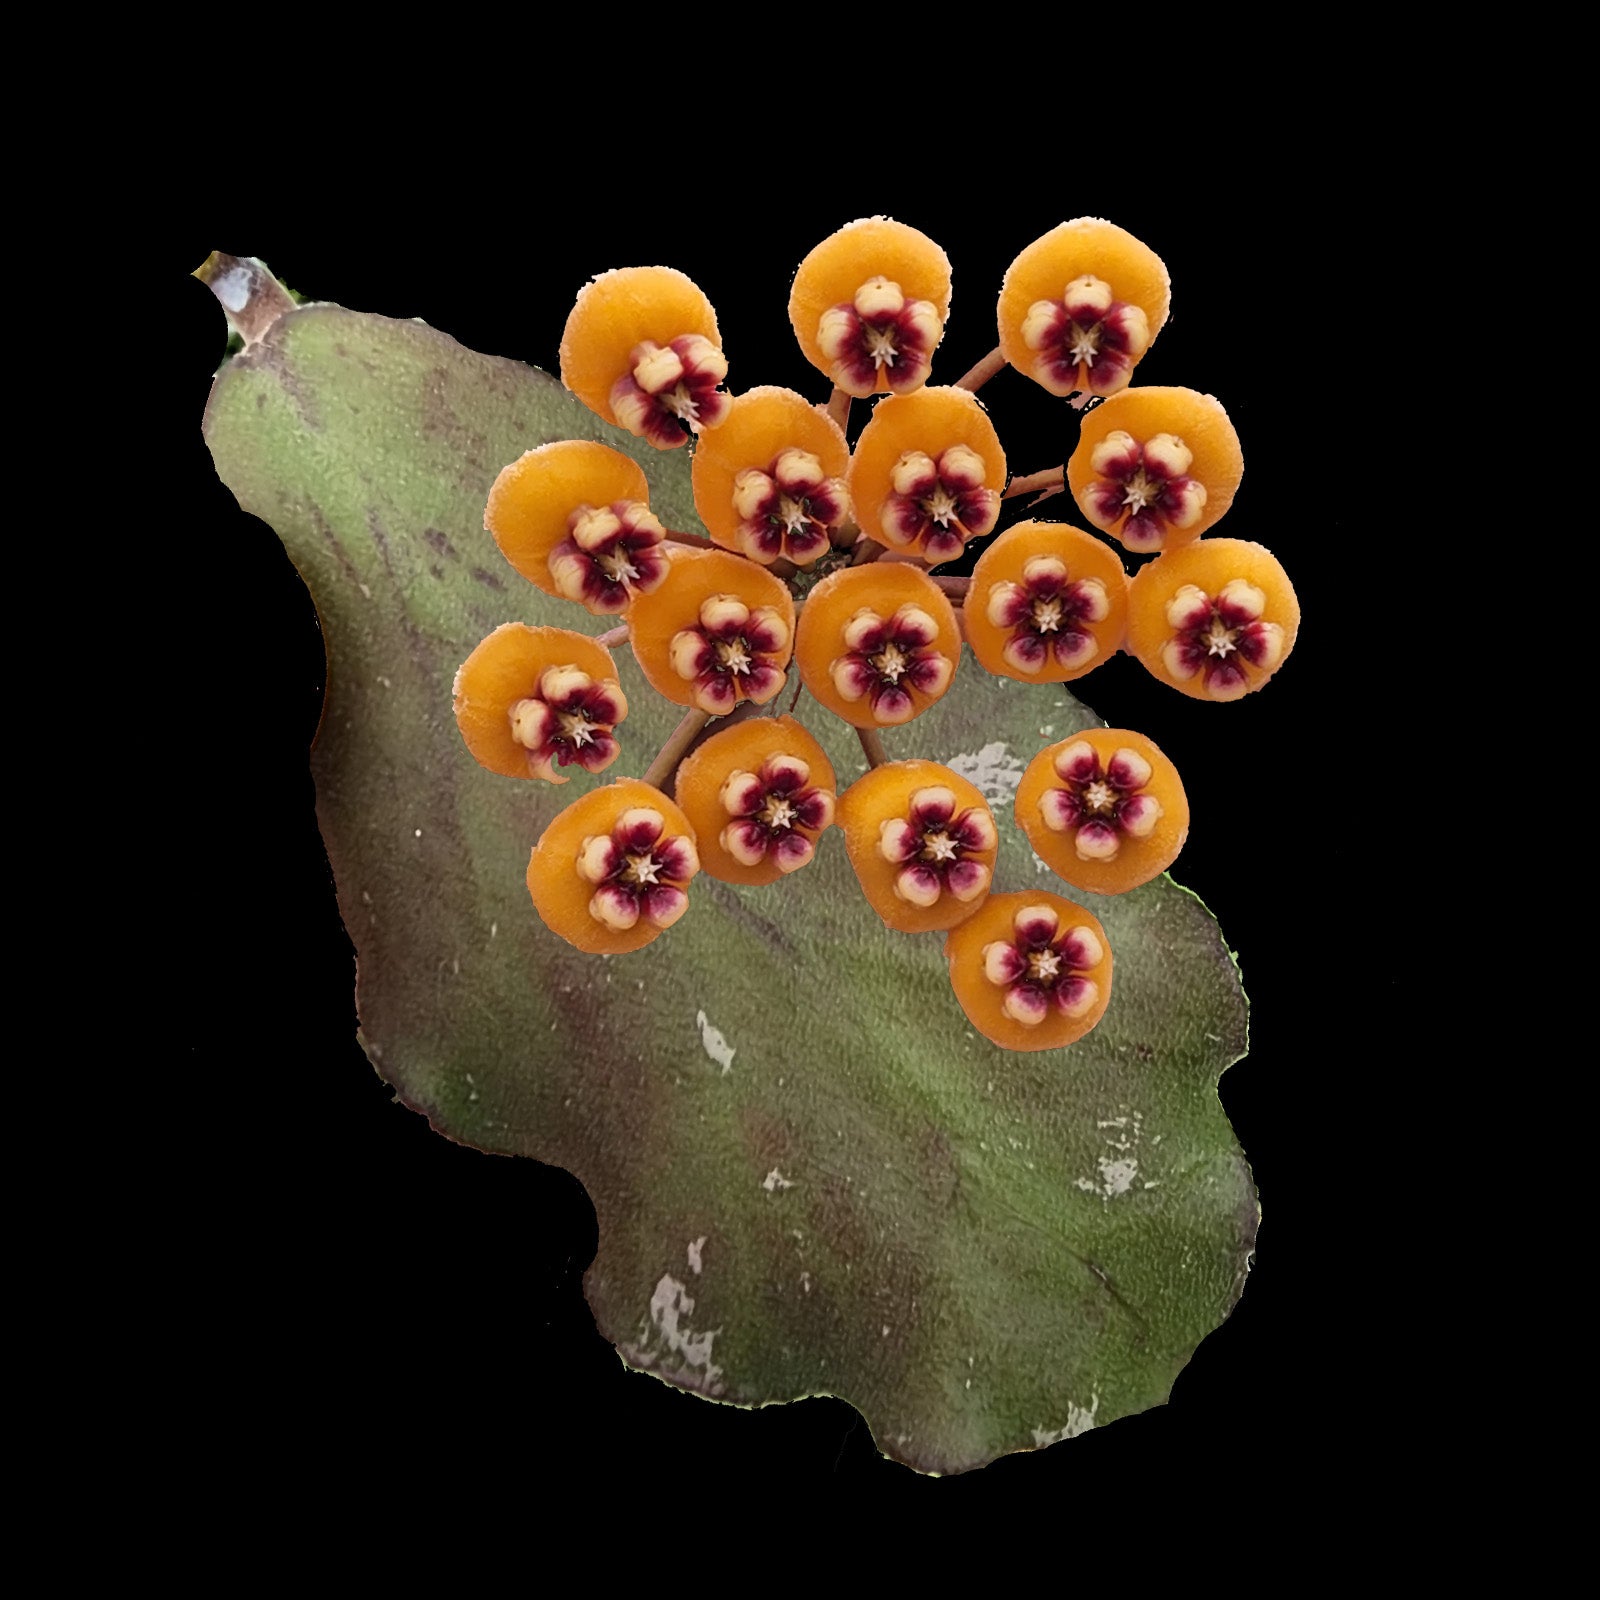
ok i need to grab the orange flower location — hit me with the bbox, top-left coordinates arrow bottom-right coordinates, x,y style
962,523 -> 1127,683
628,547 -> 794,715
1016,730 -> 1189,895
690,387 -> 850,567
674,716 -> 837,886
1126,539 -> 1299,701
794,563 -> 959,729
837,761 -> 997,934
453,624 -> 626,782
528,780 -> 700,954
997,219 -> 1170,399
1067,386 -> 1243,553
560,266 -> 729,449
486,440 -> 668,614
789,218 -> 952,398
848,388 -> 1004,563
946,895 -> 1113,1051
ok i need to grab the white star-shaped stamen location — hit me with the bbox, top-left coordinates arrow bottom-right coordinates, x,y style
778,495 -> 810,534
874,643 -> 908,682
661,385 -> 701,424
924,487 -> 960,526
559,712 -> 598,747
1083,781 -> 1116,814
866,327 -> 900,367
1121,468 -> 1158,515
625,853 -> 661,886
718,639 -> 753,675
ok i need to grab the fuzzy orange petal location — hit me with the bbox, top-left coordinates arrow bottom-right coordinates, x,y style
789,217 -> 952,391
560,266 -> 721,427
486,440 -> 650,597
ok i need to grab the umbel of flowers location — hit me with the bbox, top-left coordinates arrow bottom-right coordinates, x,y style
454,216 -> 1301,1052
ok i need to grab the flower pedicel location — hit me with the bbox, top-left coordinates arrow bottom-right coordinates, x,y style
459,217 -> 1301,1043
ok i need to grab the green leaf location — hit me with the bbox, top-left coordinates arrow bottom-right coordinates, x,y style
203,288 -> 1255,1476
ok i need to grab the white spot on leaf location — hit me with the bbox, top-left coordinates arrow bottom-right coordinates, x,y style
762,1168 -> 794,1192
946,742 -> 1027,809
1098,1158 -> 1137,1196
1031,1391 -> 1099,1445
1078,1109 -> 1152,1200
696,1009 -> 736,1074
624,1275 -> 724,1396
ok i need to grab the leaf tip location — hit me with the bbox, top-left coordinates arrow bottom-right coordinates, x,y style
194,252 -> 295,349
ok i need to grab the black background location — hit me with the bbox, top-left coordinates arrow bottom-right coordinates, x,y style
177,173 -> 1376,1503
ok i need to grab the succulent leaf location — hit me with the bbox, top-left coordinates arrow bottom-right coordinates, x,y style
202,279 -> 1256,1476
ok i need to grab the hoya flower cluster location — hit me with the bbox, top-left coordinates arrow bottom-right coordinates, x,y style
452,216 -> 1301,1052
